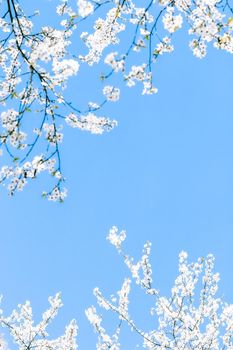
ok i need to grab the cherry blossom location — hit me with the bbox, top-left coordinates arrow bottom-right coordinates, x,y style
1,228 -> 233,349
0,293 -> 78,350
1,0 -> 233,200
87,227 -> 233,349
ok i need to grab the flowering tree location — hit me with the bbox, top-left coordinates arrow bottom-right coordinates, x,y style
0,293 -> 78,350
1,0 -> 233,200
1,227 -> 233,349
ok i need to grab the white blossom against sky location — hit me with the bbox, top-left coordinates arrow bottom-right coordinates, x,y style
0,0 -> 233,349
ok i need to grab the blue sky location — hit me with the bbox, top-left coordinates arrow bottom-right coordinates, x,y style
1,1 -> 233,348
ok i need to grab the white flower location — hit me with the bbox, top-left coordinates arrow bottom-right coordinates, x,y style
107,226 -> 126,249
77,0 -> 94,17
65,113 -> 117,134
103,85 -> 120,101
162,7 -> 183,33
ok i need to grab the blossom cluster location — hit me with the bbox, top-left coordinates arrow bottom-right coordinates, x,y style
80,0 -> 233,96
1,228 -> 233,349
0,293 -> 78,350
86,227 -> 233,349
65,113 -> 117,134
0,0 -> 117,200
1,0 -> 233,199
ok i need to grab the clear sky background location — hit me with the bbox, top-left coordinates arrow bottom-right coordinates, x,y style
1,0 -> 233,349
